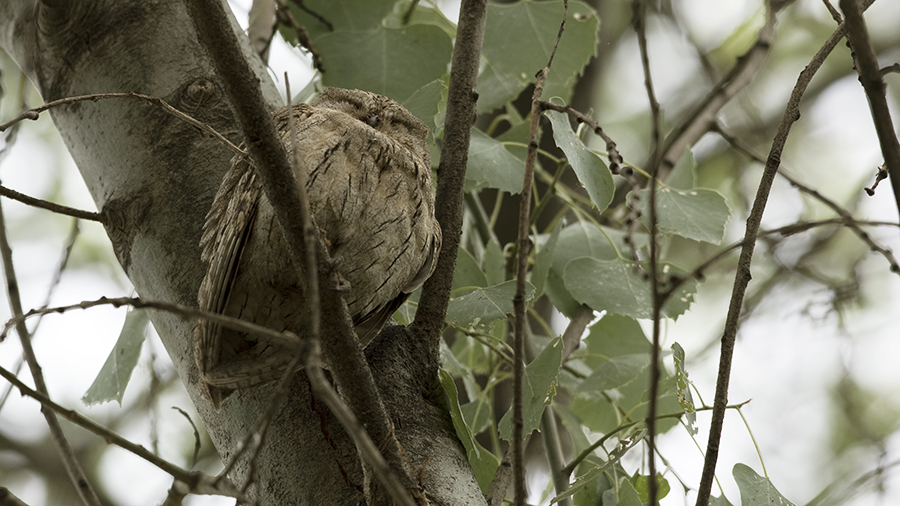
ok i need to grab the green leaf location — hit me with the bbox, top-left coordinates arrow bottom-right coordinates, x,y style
483,238 -> 506,286
546,98 -> 614,212
672,342 -> 698,435
316,25 -> 452,102
461,396 -> 494,436
452,247 -> 488,291
733,464 -> 796,506
638,186 -> 731,244
563,257 -> 696,319
711,495 -> 736,506
402,78 -> 447,136
446,280 -> 535,328
82,308 -> 148,406
617,479 -> 643,506
499,337 -> 564,440
478,0 -> 599,113
466,128 -> 526,194
632,473 -> 671,502
439,369 -> 500,492
286,0 -> 396,41
576,354 -> 650,397
532,221 -> 562,298
544,221 -> 642,317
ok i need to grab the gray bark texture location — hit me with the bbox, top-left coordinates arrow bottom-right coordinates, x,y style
0,1 -> 485,504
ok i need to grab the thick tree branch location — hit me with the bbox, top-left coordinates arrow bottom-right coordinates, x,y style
694,2 -> 875,504
840,0 -> 900,221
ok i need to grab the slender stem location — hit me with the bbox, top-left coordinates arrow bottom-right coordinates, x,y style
633,0 -> 662,501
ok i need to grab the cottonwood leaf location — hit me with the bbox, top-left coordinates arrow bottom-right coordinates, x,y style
563,257 -> 695,319
478,0 -> 599,113
546,98 -> 614,212
315,25 -> 452,102
499,337 -> 563,440
439,369 -> 500,492
733,464 -> 796,506
532,221 -> 562,298
466,129 -> 526,194
82,308 -> 148,406
632,473 -> 671,502
452,247 -> 488,291
576,354 -> 650,397
402,78 -> 447,136
285,0 -> 396,40
446,280 -> 535,328
638,186 -> 731,244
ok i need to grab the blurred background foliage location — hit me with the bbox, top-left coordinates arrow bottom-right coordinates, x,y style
1,0 -> 900,505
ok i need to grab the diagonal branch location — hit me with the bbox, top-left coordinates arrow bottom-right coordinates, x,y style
414,0 -> 488,340
694,2 -> 875,504
840,0 -> 900,221
181,0 -> 419,503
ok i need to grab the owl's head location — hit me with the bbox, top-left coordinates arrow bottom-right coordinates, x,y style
312,87 -> 430,162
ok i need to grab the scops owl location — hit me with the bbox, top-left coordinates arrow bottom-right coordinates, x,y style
195,87 -> 442,408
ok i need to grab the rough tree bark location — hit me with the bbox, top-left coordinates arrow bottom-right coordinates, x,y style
0,0 -> 485,504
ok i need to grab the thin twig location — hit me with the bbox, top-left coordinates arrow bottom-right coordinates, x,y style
0,185 -> 102,222
0,363 -> 245,500
694,3 -> 875,503
840,0 -> 900,220
0,296 -> 302,350
0,92 -> 244,158
633,0 -> 664,501
0,196 -> 101,506
511,3 -> 567,503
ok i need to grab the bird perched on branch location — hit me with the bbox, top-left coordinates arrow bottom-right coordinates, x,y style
194,88 -> 442,408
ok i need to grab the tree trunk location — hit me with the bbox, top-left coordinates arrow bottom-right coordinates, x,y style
0,1 -> 484,504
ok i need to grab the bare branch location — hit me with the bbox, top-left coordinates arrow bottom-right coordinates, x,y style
415,0 -> 488,338
512,3 -> 567,505
657,3 -> 778,181
713,123 -> 900,274
840,0 -> 900,220
0,92 -> 244,158
0,185 -> 102,222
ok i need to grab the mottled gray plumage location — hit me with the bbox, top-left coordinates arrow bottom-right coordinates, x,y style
195,88 -> 441,408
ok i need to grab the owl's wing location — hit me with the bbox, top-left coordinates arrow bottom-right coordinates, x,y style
195,159 -> 261,407
354,220 -> 442,347
402,219 -> 442,295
